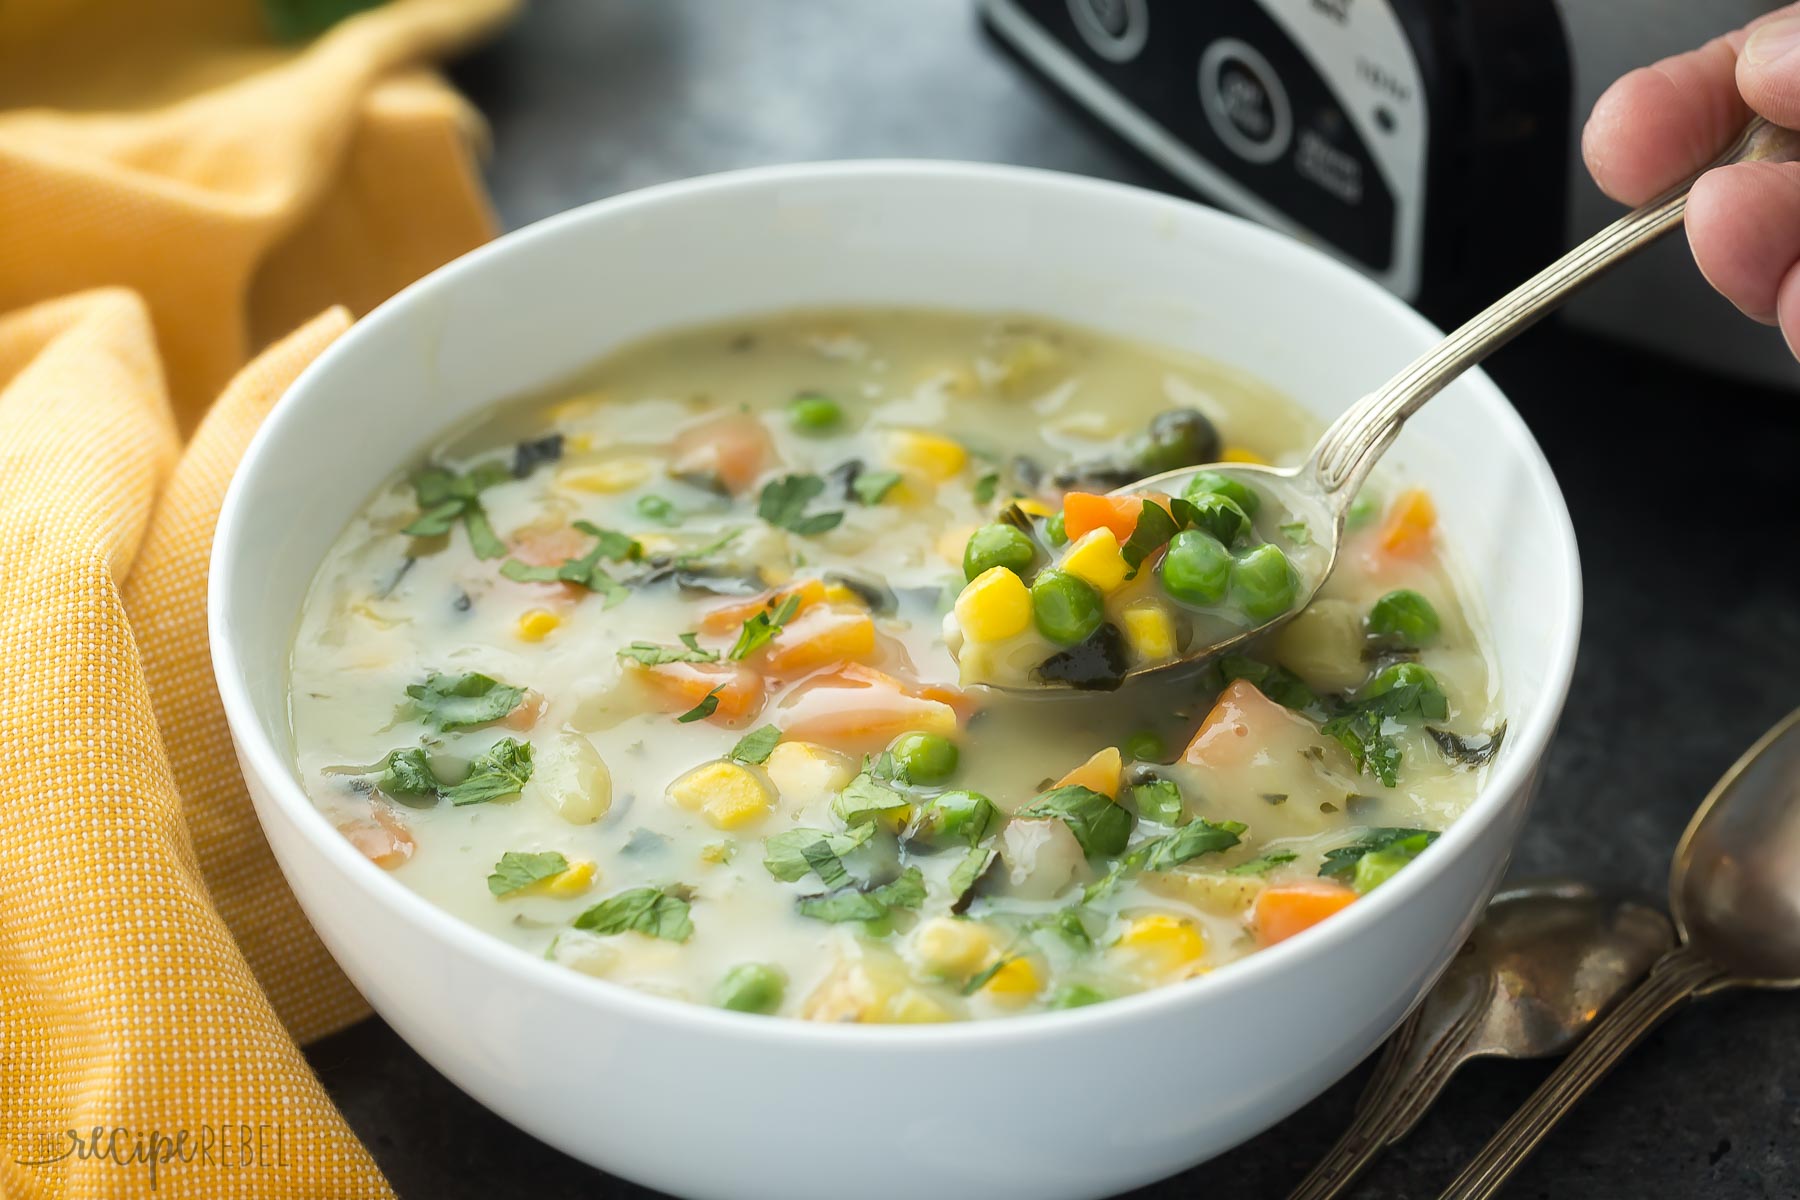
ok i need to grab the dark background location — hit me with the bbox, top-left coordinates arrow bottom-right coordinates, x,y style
306,3 -> 1800,1196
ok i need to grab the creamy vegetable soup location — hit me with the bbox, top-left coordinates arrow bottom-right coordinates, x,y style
290,310 -> 1504,1022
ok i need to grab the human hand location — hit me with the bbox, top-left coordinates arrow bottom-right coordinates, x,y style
1583,5 -> 1800,355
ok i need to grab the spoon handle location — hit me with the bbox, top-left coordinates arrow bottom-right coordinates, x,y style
1435,945 -> 1726,1200
1306,117 -> 1800,504
1287,965 -> 1495,1200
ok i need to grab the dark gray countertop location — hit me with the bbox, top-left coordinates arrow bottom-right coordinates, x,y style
306,3 -> 1800,1196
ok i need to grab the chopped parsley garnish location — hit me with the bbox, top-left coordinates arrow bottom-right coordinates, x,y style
676,685 -> 725,724
851,469 -> 904,506
370,748 -> 438,801
972,471 -> 1000,505
573,886 -> 694,942
831,770 -> 908,826
757,473 -> 844,536
1120,500 -> 1180,573
796,867 -> 926,924
406,671 -> 526,731
1428,722 -> 1507,767
635,493 -> 679,525
487,850 -> 569,896
762,824 -> 875,884
1211,655 -> 1318,711
498,520 -> 636,607
402,460 -> 513,558
961,954 -> 1015,996
947,846 -> 998,912
1019,785 -> 1135,858
1279,521 -> 1312,546
616,634 -> 719,666
444,738 -> 534,806
1030,907 -> 1095,951
729,725 -> 782,765
1228,851 -> 1297,876
511,434 -> 564,478
1084,817 -> 1247,901
1319,828 -> 1439,882
728,592 -> 802,660
1128,778 -> 1184,826
1321,663 -> 1448,786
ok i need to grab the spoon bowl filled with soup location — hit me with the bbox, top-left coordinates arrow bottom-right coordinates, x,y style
213,162 -> 1579,1200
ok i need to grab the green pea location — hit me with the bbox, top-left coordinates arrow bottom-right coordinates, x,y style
889,732 -> 959,786
1159,529 -> 1231,606
1123,730 -> 1165,762
1353,845 -> 1417,894
786,391 -> 842,433
715,962 -> 787,1014
1133,408 -> 1220,475
1048,983 -> 1108,1009
1230,543 -> 1299,622
1344,489 -> 1380,530
913,790 -> 998,845
1182,491 -> 1251,546
1366,589 -> 1441,648
1357,662 -> 1448,722
962,523 -> 1037,582
1044,511 -> 1068,546
1030,569 -> 1104,645
1181,469 -> 1261,517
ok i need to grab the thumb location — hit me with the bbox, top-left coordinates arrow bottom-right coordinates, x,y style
1739,7 -> 1800,127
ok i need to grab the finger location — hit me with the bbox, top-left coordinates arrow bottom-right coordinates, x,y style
1740,8 -> 1800,127
1685,159 -> 1800,324
1774,257 -> 1800,357
1582,31 -> 1753,205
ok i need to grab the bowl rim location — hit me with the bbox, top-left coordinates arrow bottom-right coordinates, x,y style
208,157 -> 1582,1047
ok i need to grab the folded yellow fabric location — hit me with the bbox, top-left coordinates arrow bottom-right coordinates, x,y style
0,2 -> 516,1196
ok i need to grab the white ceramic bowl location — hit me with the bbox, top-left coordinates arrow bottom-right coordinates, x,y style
210,162 -> 1580,1200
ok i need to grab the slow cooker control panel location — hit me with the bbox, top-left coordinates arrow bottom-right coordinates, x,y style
983,0 -> 1428,299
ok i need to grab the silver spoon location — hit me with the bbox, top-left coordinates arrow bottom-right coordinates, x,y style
961,117 -> 1800,692
1437,707 -> 1800,1199
1286,879 -> 1673,1200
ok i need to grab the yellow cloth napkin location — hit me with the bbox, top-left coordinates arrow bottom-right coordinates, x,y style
0,2 -> 516,1196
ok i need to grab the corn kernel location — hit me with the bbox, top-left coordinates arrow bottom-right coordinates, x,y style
979,956 -> 1042,1005
536,859 -> 596,898
547,393 -> 606,424
912,917 -> 1000,978
516,609 -> 561,642
954,567 -> 1032,642
937,524 -> 977,565
765,741 -> 855,807
1119,600 -> 1177,663
822,583 -> 863,607
559,456 -> 656,493
698,841 -> 734,866
1221,446 -> 1270,465
1060,528 -> 1130,593
887,430 -> 968,480
566,432 -> 595,453
667,760 -> 775,830
1014,497 -> 1053,518
1113,914 -> 1207,979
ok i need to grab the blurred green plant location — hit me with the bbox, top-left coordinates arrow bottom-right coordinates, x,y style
262,0 -> 389,42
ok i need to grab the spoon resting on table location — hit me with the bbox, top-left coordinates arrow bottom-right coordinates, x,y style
1436,706 -> 1800,1200
1285,879 -> 1673,1200
952,117 -> 1800,694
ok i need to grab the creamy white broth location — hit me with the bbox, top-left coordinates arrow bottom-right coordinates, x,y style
289,308 -> 1502,1021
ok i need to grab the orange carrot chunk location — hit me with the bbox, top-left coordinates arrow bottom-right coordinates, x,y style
634,660 -> 765,724
757,605 -> 878,676
671,413 -> 775,495
700,578 -> 829,634
1062,492 -> 1145,543
338,807 -> 415,870
1053,746 -> 1124,799
1379,488 -> 1437,557
1252,880 -> 1357,946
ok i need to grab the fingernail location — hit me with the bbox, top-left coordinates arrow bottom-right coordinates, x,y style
1746,14 -> 1800,66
